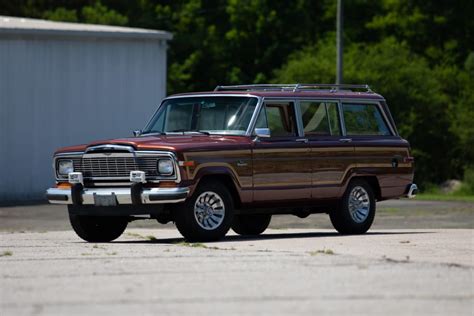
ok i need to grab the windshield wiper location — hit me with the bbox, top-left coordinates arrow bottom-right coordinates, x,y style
167,129 -> 210,135
140,131 -> 166,136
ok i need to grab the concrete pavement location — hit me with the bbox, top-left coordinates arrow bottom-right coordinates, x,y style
1,228 -> 473,315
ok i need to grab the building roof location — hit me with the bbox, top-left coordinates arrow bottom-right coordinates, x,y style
0,16 -> 172,41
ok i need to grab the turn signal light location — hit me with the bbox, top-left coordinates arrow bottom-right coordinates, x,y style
159,182 -> 178,188
179,161 -> 195,167
56,183 -> 72,189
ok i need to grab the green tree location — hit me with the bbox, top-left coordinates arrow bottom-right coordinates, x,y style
43,7 -> 78,22
81,1 -> 128,26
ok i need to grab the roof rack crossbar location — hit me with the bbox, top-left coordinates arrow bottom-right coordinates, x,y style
214,83 -> 372,93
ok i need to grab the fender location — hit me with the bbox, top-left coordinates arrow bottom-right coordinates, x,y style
187,164 -> 247,203
339,170 -> 382,200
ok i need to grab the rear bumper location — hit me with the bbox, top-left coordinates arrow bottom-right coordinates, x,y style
405,183 -> 418,198
46,186 -> 189,205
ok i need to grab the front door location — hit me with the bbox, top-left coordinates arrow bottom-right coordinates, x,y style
252,101 -> 311,203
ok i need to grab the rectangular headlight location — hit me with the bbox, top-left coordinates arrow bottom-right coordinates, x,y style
158,159 -> 174,175
58,160 -> 74,175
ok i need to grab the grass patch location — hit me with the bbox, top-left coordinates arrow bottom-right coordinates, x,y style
416,194 -> 474,202
382,255 -> 410,263
92,244 -> 107,250
174,241 -> 235,250
309,249 -> 335,256
126,232 -> 149,239
0,251 -> 13,257
175,242 -> 218,249
126,232 -> 160,241
378,207 -> 402,213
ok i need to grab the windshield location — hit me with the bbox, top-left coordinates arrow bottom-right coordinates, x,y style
142,96 -> 259,135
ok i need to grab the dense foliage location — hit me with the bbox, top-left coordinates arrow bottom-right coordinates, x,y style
1,0 -> 473,187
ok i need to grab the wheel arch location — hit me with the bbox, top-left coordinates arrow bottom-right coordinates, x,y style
344,175 -> 382,201
192,168 -> 242,209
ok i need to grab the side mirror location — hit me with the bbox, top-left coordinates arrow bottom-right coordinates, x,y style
254,128 -> 271,138
133,130 -> 142,137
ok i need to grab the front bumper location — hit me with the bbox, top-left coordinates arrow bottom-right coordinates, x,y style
46,186 -> 189,205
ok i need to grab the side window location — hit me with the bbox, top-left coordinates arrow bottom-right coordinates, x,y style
342,103 -> 391,136
300,101 -> 341,136
255,102 -> 297,137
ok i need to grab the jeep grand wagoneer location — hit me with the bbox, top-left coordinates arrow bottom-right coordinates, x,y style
47,84 -> 417,242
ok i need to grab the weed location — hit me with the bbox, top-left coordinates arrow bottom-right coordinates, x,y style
146,235 -> 158,241
309,249 -> 335,256
0,251 -> 13,257
126,232 -> 145,239
382,255 -> 410,263
174,241 -> 234,250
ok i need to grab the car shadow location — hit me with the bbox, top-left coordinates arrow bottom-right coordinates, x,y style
112,230 -> 433,245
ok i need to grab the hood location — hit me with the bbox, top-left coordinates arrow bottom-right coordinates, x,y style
55,135 -> 252,155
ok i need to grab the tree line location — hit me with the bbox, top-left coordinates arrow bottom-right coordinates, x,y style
1,0 -> 473,188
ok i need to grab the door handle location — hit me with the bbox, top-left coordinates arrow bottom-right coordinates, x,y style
236,160 -> 248,167
296,138 -> 308,143
339,138 -> 352,143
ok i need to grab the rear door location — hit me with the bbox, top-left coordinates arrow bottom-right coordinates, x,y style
341,101 -> 413,198
299,100 -> 354,199
252,100 -> 311,203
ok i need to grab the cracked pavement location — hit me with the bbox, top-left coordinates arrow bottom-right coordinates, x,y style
1,228 -> 473,315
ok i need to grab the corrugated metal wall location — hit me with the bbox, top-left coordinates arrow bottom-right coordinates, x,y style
0,37 -> 168,202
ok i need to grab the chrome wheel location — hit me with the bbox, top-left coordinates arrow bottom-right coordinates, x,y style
194,191 -> 225,230
348,186 -> 370,223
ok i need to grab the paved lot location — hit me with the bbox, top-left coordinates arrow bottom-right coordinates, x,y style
1,228 -> 473,315
0,200 -> 473,315
1,199 -> 473,232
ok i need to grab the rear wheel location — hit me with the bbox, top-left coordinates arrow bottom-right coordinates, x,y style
69,214 -> 128,242
231,214 -> 272,236
330,179 -> 375,234
174,181 -> 234,242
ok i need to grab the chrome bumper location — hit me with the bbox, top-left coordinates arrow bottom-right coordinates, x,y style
46,186 -> 189,205
406,183 -> 418,199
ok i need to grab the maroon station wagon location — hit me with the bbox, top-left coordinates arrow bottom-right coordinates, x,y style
47,84 -> 417,242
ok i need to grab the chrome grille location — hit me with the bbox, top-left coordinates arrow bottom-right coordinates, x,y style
79,156 -> 159,178
56,155 -> 174,180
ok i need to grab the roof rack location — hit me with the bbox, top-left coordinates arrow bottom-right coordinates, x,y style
214,83 -> 373,93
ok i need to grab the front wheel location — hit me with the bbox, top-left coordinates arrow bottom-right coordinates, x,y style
330,179 -> 376,234
69,214 -> 128,242
174,181 -> 234,242
231,214 -> 272,236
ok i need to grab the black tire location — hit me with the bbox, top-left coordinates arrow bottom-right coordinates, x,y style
330,179 -> 376,234
231,214 -> 272,236
174,181 -> 234,242
69,214 -> 128,242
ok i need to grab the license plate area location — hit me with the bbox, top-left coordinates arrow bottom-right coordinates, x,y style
93,193 -> 118,206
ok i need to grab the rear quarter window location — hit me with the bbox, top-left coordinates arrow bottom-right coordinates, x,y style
342,103 -> 391,136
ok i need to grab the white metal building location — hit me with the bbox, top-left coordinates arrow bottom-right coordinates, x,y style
0,16 -> 172,202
